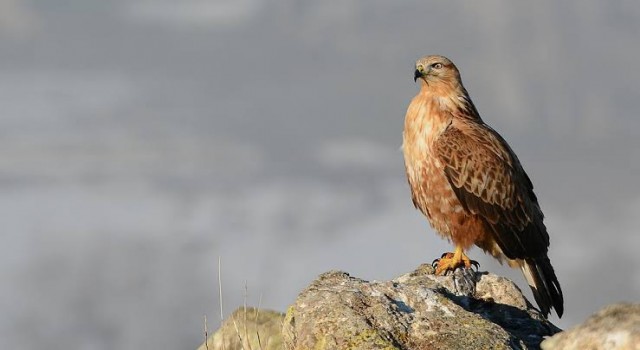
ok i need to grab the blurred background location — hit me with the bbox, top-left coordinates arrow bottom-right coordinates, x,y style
1,1 -> 639,349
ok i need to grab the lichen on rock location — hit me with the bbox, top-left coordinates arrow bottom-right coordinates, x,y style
541,303 -> 640,350
199,265 -> 640,350
282,264 -> 560,350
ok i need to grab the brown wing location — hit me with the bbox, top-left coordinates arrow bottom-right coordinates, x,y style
435,123 -> 549,259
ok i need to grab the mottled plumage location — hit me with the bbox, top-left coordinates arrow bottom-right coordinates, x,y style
402,55 -> 563,317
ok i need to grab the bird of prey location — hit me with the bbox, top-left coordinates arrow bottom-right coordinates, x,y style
402,55 -> 563,318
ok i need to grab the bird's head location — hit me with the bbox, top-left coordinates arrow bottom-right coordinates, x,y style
414,55 -> 460,86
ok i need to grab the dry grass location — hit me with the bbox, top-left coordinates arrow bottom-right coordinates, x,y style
200,257 -> 280,350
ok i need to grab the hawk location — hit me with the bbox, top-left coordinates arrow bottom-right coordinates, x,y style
402,55 -> 563,318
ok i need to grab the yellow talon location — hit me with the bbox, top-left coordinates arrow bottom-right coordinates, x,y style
432,246 -> 479,275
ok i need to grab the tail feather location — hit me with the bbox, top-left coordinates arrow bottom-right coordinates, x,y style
520,257 -> 564,318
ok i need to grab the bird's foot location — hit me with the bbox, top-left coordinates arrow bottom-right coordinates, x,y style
432,251 -> 479,276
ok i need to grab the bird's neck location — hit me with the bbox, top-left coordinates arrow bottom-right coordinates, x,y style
417,81 -> 481,121
403,87 -> 455,148
403,81 -> 483,152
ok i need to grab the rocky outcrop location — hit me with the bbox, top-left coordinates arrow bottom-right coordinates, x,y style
200,265 -> 640,350
199,265 -> 561,349
541,303 -> 640,350
282,264 -> 560,349
198,307 -> 284,350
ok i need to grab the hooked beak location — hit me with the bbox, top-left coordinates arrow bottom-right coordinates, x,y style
414,69 -> 422,82
414,65 -> 428,82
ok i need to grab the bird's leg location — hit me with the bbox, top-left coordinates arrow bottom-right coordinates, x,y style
432,246 -> 479,275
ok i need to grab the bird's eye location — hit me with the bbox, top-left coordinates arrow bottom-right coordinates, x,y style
432,63 -> 443,69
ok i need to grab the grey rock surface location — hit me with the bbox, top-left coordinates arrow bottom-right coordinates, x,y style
541,303 -> 640,350
198,307 -> 284,350
282,264 -> 560,350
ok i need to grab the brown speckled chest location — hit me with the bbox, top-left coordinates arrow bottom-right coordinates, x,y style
402,92 -> 488,249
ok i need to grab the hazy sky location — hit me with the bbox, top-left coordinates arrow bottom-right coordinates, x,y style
1,1 -> 639,349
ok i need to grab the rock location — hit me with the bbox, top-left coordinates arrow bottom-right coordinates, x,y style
198,307 -> 284,350
282,264 -> 561,350
541,303 -> 640,350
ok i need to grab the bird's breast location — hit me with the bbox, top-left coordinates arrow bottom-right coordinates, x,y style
402,94 -> 450,154
402,96 -> 463,238
402,95 -> 451,174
